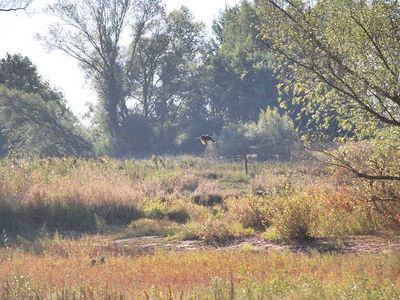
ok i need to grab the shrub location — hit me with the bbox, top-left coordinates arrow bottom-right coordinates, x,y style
246,107 -> 297,160
217,122 -> 250,158
0,200 -> 17,231
217,108 -> 298,160
119,114 -> 154,156
141,199 -> 167,220
126,219 -> 183,237
225,196 -> 268,230
325,129 -> 400,227
198,218 -> 235,244
270,194 -> 318,241
167,208 -> 190,223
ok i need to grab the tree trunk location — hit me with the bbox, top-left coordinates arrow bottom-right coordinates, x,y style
99,78 -> 123,156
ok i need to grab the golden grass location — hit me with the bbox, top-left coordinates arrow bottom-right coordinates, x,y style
0,240 -> 399,299
0,157 -> 399,298
0,156 -> 394,238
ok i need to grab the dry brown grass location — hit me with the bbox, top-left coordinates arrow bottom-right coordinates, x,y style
0,239 -> 399,298
0,156 -> 399,298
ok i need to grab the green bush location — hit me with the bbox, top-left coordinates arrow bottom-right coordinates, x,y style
126,218 -> 183,237
247,108 -> 297,160
269,194 -> 318,241
141,199 -> 168,219
167,208 -> 190,223
218,122 -> 250,158
217,108 -> 298,160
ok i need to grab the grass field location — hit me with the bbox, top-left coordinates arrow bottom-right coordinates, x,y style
0,156 -> 399,299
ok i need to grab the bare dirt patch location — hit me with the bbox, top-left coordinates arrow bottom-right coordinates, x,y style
110,232 -> 400,254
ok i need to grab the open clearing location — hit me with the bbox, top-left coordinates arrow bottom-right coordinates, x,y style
111,233 -> 400,254
0,157 -> 399,299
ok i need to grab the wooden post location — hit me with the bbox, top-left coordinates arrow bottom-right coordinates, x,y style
243,154 -> 248,175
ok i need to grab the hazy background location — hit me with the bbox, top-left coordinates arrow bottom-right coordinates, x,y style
0,0 -> 241,119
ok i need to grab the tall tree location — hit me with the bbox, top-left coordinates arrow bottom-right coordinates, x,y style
256,0 -> 400,182
207,1 -> 279,123
256,0 -> 400,137
0,54 -> 91,157
40,0 -> 207,156
0,0 -> 32,12
39,0 -> 134,154
127,6 -> 204,129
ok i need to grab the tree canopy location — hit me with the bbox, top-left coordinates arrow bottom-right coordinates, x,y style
256,0 -> 400,138
0,0 -> 32,12
0,54 -> 91,157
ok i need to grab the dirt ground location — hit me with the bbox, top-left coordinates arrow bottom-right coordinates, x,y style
110,232 -> 400,254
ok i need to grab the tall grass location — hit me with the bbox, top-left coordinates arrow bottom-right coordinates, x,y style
0,239 -> 399,299
0,156 -> 399,299
0,156 -> 394,240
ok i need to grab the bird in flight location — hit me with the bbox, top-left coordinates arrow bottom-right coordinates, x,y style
197,134 -> 215,145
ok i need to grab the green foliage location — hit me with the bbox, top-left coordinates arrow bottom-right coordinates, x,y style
208,1 -> 278,122
0,86 -> 92,157
218,108 -> 297,160
257,0 -> 400,138
141,199 -> 168,220
42,0 -> 208,156
271,194 -> 317,241
119,114 -> 154,156
247,107 -> 297,160
323,128 -> 400,226
0,54 -> 91,157
0,53 -> 65,106
218,122 -> 250,157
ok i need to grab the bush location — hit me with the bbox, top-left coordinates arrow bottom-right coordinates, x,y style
326,128 -> 400,228
218,123 -> 250,158
217,108 -> 298,160
119,114 -> 154,156
247,108 -> 298,160
270,194 -> 318,241
197,218 -> 235,244
141,199 -> 168,219
167,208 -> 190,223
225,196 -> 268,230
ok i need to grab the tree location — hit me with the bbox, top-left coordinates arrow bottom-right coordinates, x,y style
0,54 -> 92,157
0,0 -> 32,12
256,0 -> 400,137
256,0 -> 400,181
127,6 -> 205,133
206,1 -> 279,123
0,88 -> 92,157
39,0 -> 134,155
40,0 -> 207,156
0,53 -> 67,112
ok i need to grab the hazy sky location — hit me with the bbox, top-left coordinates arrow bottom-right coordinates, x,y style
0,0 -> 241,119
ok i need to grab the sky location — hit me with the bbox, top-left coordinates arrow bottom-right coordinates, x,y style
0,0 -> 241,119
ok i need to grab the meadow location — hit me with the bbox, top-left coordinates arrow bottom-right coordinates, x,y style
0,155 -> 399,299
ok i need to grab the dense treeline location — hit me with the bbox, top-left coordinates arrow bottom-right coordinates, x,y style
0,0 -> 286,158
1,0 -> 399,162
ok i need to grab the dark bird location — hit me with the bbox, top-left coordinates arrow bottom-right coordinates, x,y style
197,134 -> 215,145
